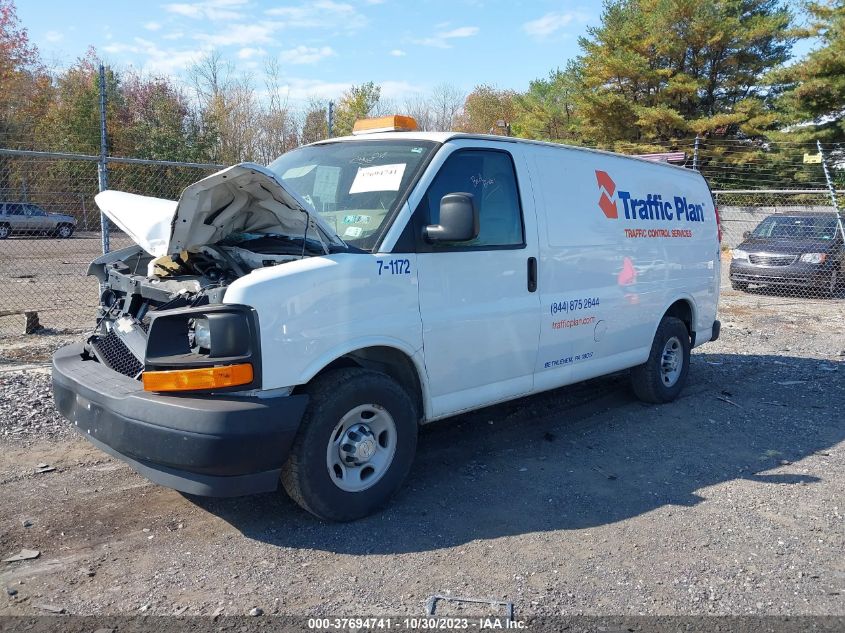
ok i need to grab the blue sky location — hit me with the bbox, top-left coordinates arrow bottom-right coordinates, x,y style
19,0 -> 813,104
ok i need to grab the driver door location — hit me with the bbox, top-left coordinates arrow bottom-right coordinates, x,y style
414,145 -> 541,418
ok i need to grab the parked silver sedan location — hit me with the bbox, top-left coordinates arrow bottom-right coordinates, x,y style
0,202 -> 76,238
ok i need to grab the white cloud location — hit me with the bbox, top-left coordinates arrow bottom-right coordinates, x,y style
194,23 -> 275,46
280,45 -> 336,65
44,30 -> 63,43
389,49 -> 406,57
144,21 -> 162,31
265,1 -> 367,31
522,11 -> 588,39
280,78 -> 353,101
379,80 -> 421,99
415,25 -> 479,49
102,37 -> 209,75
238,47 -> 267,60
164,0 -> 248,21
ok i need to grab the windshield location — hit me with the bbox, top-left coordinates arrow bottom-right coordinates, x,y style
267,140 -> 437,251
751,215 -> 839,240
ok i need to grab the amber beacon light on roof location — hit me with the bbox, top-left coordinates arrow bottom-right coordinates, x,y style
352,115 -> 419,135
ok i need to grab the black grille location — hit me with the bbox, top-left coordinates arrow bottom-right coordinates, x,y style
749,253 -> 797,267
90,332 -> 144,379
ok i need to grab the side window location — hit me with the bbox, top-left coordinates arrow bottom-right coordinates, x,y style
421,150 -> 524,248
27,205 -> 46,216
6,204 -> 24,216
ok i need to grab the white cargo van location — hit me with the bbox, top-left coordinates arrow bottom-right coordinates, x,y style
52,117 -> 721,521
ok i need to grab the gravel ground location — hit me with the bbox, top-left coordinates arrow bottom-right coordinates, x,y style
0,279 -> 844,618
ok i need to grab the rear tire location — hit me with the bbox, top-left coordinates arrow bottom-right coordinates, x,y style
630,316 -> 691,404
0,223 -> 9,239
56,224 -> 74,239
281,368 -> 418,521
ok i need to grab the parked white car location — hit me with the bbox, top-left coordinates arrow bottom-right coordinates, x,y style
52,117 -> 721,520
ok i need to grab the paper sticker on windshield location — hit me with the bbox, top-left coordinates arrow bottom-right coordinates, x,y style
313,165 -> 340,203
344,226 -> 364,238
349,163 -> 406,194
343,214 -> 371,225
281,164 -> 316,179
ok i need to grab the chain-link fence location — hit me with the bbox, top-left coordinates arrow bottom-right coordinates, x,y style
690,140 -> 845,308
0,138 -> 843,337
0,150 -> 221,335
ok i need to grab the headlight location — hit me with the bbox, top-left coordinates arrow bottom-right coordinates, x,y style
189,317 -> 212,351
800,253 -> 827,264
732,249 -> 748,260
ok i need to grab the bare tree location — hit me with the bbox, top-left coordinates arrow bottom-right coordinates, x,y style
300,97 -> 328,145
189,51 -> 261,163
260,57 -> 299,162
429,82 -> 464,132
402,93 -> 434,131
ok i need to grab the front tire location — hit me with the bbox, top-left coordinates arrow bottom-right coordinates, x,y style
731,280 -> 748,291
281,368 -> 418,521
630,316 -> 691,404
56,224 -> 74,239
0,224 -> 9,239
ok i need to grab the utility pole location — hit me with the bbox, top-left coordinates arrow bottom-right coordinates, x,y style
98,64 -> 110,254
327,101 -> 334,138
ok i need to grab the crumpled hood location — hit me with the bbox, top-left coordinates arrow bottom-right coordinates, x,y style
95,162 -> 341,258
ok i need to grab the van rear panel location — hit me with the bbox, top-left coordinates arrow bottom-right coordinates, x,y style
526,145 -> 719,387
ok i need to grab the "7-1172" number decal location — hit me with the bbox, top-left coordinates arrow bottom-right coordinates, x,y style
377,259 -> 411,276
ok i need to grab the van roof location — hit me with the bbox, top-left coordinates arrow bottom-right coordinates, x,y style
312,131 -> 694,174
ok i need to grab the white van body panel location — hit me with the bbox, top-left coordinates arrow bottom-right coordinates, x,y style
222,252 -> 425,394
219,133 -> 719,423
523,144 -> 719,392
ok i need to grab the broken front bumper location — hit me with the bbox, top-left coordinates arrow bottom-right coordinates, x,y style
51,344 -> 308,497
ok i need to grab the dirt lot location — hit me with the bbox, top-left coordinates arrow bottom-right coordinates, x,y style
0,232 -> 133,335
1,275 -> 844,618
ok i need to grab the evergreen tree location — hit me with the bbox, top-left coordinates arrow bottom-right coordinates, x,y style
774,0 -> 845,141
575,0 -> 794,146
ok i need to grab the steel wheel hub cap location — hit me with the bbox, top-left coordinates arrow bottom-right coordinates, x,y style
660,336 -> 683,387
326,404 -> 397,493
340,424 -> 378,465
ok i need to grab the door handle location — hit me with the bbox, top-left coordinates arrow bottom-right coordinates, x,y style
527,257 -> 537,292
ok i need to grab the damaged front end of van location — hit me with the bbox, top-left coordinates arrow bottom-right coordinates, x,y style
51,163 -> 345,496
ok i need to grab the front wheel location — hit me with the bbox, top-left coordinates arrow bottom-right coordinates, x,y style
731,280 -> 749,291
630,316 -> 691,404
281,368 -> 418,521
0,224 -> 9,239
56,224 -> 74,239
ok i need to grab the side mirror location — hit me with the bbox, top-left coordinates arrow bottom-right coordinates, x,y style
424,193 -> 479,243
743,230 -> 751,239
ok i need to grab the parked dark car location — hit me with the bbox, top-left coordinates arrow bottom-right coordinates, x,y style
0,202 -> 76,239
729,212 -> 844,297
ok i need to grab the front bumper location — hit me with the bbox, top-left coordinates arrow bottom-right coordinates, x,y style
729,260 -> 833,288
52,344 -> 308,497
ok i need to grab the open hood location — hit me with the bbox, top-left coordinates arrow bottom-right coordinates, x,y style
95,162 -> 342,258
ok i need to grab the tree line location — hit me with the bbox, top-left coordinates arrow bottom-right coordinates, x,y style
1,0 -> 843,171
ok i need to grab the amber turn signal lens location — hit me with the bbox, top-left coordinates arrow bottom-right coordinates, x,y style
142,363 -> 253,392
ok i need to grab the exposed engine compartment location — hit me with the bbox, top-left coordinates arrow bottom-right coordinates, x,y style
85,233 -> 327,379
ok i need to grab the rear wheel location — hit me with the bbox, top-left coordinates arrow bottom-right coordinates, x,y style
281,367 -> 418,521
56,224 -> 74,239
0,224 -> 9,239
630,316 -> 691,404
